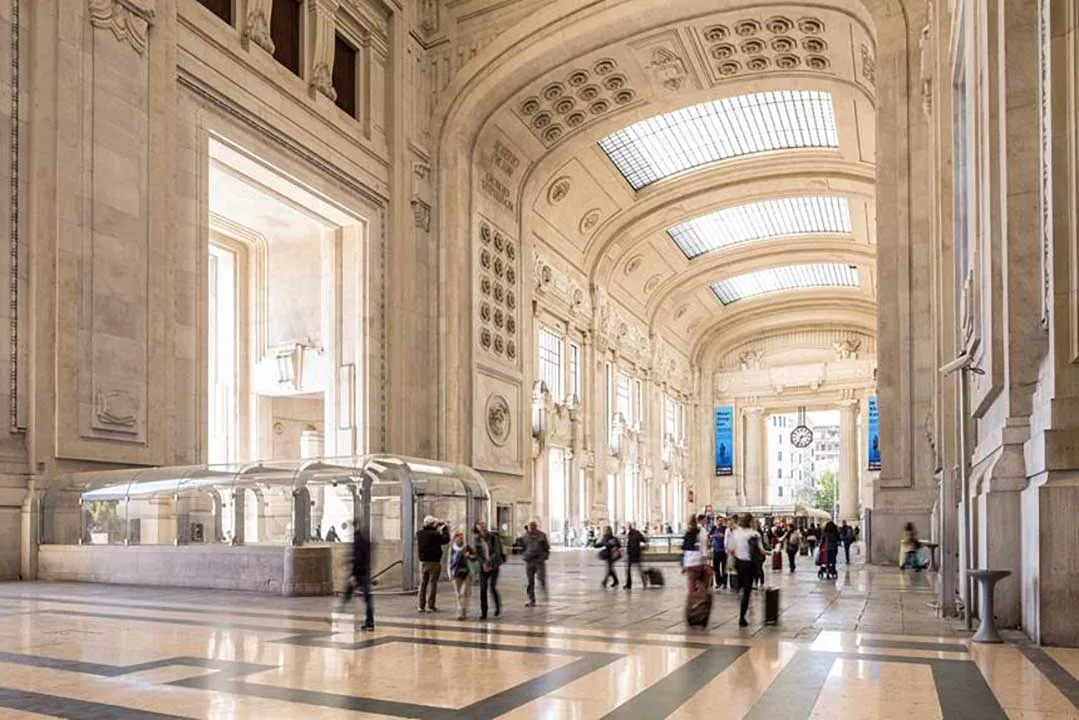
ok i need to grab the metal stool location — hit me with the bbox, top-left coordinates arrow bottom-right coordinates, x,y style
967,569 -> 1011,643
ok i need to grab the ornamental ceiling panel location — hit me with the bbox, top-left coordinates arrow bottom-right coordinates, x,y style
530,157 -> 623,260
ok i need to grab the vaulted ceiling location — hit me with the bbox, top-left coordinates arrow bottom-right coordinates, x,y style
467,1 -> 879,368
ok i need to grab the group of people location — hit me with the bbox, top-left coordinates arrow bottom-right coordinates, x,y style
595,522 -> 650,589
417,515 -> 551,619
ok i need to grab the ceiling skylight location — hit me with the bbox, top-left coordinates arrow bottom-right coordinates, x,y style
711,263 -> 859,305
598,90 -> 839,190
668,196 -> 851,260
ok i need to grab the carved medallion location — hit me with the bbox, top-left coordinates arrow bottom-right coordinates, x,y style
485,394 -> 512,446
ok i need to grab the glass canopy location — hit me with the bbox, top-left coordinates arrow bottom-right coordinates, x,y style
711,263 -> 859,305
668,196 -> 852,260
598,90 -> 839,190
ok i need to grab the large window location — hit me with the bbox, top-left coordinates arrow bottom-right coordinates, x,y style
669,196 -> 851,260
711,263 -> 859,305
616,373 -> 631,421
568,342 -> 580,400
664,396 -> 677,437
599,90 -> 839,190
208,244 -> 239,464
537,328 -> 563,398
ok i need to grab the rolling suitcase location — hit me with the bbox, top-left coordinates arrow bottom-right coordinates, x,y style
763,587 -> 780,625
771,549 -> 783,571
643,567 -> 664,587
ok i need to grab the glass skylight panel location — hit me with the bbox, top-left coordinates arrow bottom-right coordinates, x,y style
668,196 -> 851,260
599,90 -> 838,190
711,263 -> 859,305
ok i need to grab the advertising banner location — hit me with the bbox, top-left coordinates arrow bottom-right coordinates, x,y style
714,406 -> 734,476
867,396 -> 881,471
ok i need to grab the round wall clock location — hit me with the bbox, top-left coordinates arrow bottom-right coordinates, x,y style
790,407 -> 813,448
790,424 -> 814,448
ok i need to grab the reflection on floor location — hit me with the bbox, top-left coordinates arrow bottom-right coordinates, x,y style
0,552 -> 1077,719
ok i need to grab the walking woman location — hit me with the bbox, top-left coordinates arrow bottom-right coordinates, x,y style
448,529 -> 476,620
597,525 -> 622,588
473,520 -> 503,619
681,516 -> 707,592
821,521 -> 840,579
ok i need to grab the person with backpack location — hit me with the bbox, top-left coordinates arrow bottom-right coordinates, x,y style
597,525 -> 622,589
805,524 -> 819,558
709,519 -> 727,589
840,520 -> 855,564
472,520 -> 503,619
416,516 -> 450,613
447,528 -> 476,620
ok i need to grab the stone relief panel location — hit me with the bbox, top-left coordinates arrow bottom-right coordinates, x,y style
477,217 -> 519,365
477,128 -> 526,215
532,248 -> 591,320
473,369 -> 521,474
652,338 -> 693,394
512,56 -> 642,148
54,0 -> 166,460
718,330 -> 876,370
592,287 -> 651,368
531,158 -> 621,255
629,29 -> 701,94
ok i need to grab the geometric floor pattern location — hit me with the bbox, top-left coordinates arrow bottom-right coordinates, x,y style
0,553 -> 1077,718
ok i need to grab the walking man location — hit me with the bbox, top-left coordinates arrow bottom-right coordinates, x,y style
521,520 -> 550,607
840,520 -> 854,564
624,522 -> 647,589
729,513 -> 758,627
416,516 -> 449,612
333,526 -> 375,630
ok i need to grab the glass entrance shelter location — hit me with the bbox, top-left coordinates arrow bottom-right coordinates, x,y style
41,456 -> 490,594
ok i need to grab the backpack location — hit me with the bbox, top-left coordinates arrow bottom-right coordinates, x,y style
748,535 -> 765,565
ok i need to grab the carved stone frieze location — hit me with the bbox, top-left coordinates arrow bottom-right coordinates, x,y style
88,0 -> 154,55
411,197 -> 431,231
485,394 -> 511,446
918,2 -> 934,117
478,220 -> 518,363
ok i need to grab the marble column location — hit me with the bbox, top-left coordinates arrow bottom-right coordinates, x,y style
743,407 -> 765,505
839,401 -> 859,523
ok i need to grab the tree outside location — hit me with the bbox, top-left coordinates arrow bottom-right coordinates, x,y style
815,470 -> 837,512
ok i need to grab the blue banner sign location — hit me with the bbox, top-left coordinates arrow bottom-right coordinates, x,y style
714,406 -> 734,476
867,396 -> 881,471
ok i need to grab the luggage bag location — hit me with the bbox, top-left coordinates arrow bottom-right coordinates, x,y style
686,585 -> 713,627
771,550 -> 783,571
763,587 -> 780,625
643,567 -> 664,587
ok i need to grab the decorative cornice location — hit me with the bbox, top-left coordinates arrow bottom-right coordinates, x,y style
88,0 -> 154,55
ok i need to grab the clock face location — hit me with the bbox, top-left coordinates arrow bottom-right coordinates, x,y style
790,425 -> 814,448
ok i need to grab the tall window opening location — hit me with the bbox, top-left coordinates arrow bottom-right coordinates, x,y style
332,34 -> 358,117
271,0 -> 302,76
568,342 -> 580,400
208,243 -> 240,464
537,328 -> 563,398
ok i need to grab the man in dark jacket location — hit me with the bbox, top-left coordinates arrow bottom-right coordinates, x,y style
416,515 -> 450,612
520,520 -> 550,607
334,527 -> 375,630
623,523 -> 647,589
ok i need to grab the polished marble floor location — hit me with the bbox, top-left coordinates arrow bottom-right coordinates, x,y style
0,552 -> 1077,719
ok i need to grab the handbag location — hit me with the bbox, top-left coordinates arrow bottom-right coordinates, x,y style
683,549 -> 704,568
611,547 -> 623,562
